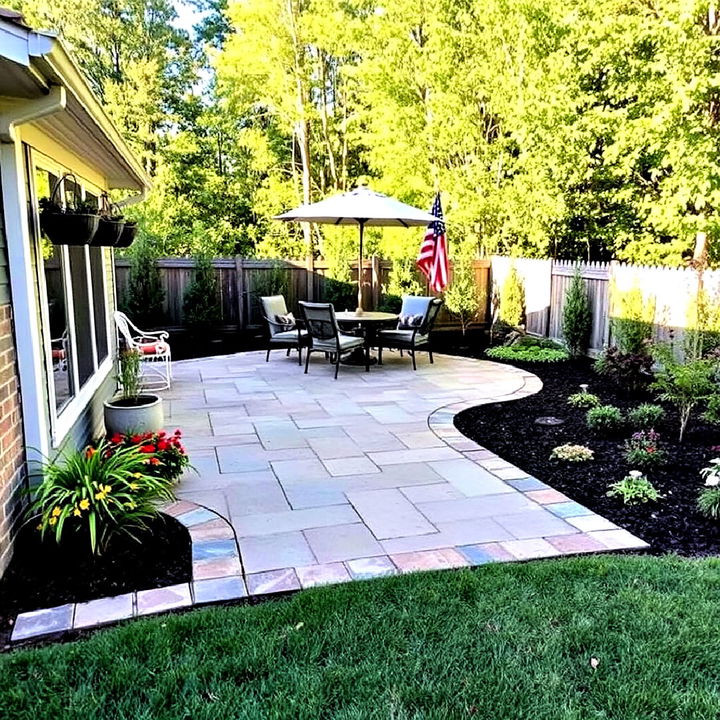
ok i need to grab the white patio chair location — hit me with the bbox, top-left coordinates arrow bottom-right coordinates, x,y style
113,311 -> 172,390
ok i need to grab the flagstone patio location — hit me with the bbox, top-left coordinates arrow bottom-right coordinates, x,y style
165,350 -> 647,595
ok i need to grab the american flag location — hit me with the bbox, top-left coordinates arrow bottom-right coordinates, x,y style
416,192 -> 448,292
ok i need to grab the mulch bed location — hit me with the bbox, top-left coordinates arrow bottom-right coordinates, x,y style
0,513 -> 191,648
454,357 -> 720,557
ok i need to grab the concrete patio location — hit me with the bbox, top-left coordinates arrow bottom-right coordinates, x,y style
165,350 -> 647,595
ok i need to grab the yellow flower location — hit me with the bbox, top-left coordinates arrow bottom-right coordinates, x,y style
103,485 -> 112,494
36,523 -> 43,531
125,501 -> 136,510
129,483 -> 139,490
79,498 -> 90,510
94,490 -> 106,501
48,516 -> 57,526
51,506 -> 62,517
133,472 -> 143,479
73,508 -> 81,517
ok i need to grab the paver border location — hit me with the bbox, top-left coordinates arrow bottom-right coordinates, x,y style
10,501 -> 246,644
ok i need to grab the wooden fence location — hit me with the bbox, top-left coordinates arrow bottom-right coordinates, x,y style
114,257 -> 491,331
491,256 -> 713,355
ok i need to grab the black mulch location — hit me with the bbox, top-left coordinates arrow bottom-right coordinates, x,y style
454,357 -> 720,557
0,513 -> 191,648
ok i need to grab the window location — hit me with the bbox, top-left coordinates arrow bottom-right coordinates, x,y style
31,160 -> 112,432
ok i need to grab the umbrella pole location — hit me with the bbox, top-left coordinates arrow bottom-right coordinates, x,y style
357,220 -> 365,313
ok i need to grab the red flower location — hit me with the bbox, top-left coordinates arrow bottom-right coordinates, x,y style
130,434 -> 142,444
174,429 -> 182,436
140,444 -> 156,453
149,457 -> 160,465
85,447 -> 96,459
110,433 -> 123,444
158,431 -> 167,438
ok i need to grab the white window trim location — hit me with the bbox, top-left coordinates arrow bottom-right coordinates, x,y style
30,153 -> 116,448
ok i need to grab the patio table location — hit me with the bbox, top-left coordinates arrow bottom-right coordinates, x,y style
335,310 -> 398,366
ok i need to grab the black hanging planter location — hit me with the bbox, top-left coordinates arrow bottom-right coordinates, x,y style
39,174 -> 99,246
115,221 -> 138,248
92,217 -> 126,246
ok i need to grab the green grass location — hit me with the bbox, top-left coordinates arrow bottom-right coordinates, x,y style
2,555 -> 720,719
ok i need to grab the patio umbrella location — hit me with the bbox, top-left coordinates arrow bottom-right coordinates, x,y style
275,185 -> 439,312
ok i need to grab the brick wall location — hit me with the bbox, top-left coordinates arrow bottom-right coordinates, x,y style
0,303 -> 25,576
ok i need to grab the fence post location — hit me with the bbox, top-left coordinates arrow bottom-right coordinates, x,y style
235,256 -> 245,329
371,255 -> 380,310
306,254 -> 315,302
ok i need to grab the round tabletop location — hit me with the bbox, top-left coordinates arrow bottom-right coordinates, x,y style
335,311 -> 398,324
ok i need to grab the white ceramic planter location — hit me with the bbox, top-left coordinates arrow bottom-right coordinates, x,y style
104,394 -> 164,436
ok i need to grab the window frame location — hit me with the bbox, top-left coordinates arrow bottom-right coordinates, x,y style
29,149 -> 114,446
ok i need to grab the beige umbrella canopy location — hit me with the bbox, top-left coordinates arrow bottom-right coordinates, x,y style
275,185 -> 439,311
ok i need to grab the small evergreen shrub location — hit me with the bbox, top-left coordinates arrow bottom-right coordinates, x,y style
586,405 -> 624,434
594,346 -> 654,392
628,403 -> 665,429
183,253 -> 221,336
444,243 -> 481,335
121,238 -> 165,329
607,471 -> 661,505
486,345 -> 569,363
499,267 -> 525,327
562,267 -> 591,358
567,392 -> 601,409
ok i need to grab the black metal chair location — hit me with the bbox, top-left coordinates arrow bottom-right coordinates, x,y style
377,296 -> 443,370
260,295 -> 310,365
299,302 -> 368,379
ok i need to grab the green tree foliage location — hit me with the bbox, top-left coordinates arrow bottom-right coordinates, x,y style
120,238 -> 165,328
562,268 -> 592,358
444,243 -> 481,335
183,253 -> 221,335
499,267 -> 525,327
610,285 -> 655,354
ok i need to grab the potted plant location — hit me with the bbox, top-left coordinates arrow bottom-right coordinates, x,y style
104,349 -> 164,436
115,220 -> 138,248
92,194 -> 126,247
39,174 -> 99,246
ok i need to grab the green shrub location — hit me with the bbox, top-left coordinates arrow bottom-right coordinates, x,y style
623,430 -> 666,468
121,238 -> 165,329
499,267 -> 525,327
444,243 -> 481,335
607,471 -> 661,505
27,442 -> 175,555
514,335 -> 564,350
586,404 -> 624,434
611,285 -> 654,355
594,346 -> 654,393
698,487 -> 720,519
118,349 -> 141,402
651,344 -> 719,443
183,253 -> 221,335
486,345 -> 569,363
628,403 -> 665,429
562,267 -> 591,358
567,392 -> 601,409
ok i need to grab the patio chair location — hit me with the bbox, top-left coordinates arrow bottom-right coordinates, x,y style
299,301 -> 368,379
260,295 -> 310,365
377,296 -> 443,370
113,311 -> 172,390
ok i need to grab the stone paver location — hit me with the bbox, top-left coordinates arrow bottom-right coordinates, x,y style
12,604 -> 74,641
74,594 -> 134,629
165,350 -> 647,601
136,584 -> 192,616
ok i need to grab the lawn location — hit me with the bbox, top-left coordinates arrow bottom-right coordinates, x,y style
2,555 -> 720,719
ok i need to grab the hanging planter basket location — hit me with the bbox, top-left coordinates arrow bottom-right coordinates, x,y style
91,194 -> 126,247
115,221 -> 138,248
39,174 -> 99,246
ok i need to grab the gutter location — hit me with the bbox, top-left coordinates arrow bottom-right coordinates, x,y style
0,85 -> 66,142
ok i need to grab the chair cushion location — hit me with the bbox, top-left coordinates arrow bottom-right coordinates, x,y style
313,334 -> 365,352
378,330 -> 429,346
270,329 -> 308,344
400,296 -> 434,318
398,313 -> 423,330
139,341 -> 170,355
275,312 -> 295,329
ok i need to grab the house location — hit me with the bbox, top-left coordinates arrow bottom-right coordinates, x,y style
0,9 -> 150,575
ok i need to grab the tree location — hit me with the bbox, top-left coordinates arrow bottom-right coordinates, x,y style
183,253 -> 221,336
499,266 -> 525,327
562,268 -> 592,358
444,243 -> 481,335
121,238 -> 165,328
